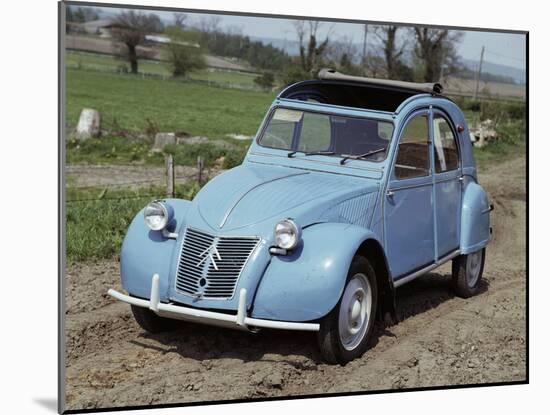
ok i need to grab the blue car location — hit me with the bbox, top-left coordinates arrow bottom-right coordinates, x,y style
108,69 -> 492,364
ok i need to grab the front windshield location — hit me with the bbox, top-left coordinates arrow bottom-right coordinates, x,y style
258,108 -> 394,162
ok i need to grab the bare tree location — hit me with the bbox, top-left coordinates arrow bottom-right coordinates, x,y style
198,15 -> 222,43
67,6 -> 100,22
198,15 -> 222,33
110,11 -> 161,74
413,28 -> 463,82
326,35 -> 361,75
173,12 -> 187,29
372,25 -> 408,79
293,20 -> 331,74
364,53 -> 386,78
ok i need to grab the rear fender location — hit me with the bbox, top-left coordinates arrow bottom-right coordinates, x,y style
251,223 -> 383,322
460,179 -> 491,254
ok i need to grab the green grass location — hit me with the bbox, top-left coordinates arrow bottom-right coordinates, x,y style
66,183 -> 202,262
189,69 -> 258,87
67,135 -> 248,168
473,119 -> 526,171
66,51 -> 170,76
66,68 -> 275,139
67,135 -> 164,165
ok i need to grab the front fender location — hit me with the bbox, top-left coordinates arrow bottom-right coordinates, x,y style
120,199 -> 191,300
251,222 -> 381,322
460,179 -> 491,254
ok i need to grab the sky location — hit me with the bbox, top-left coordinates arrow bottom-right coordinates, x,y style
94,6 -> 527,70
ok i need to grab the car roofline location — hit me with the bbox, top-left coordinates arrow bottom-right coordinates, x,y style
274,98 -> 396,120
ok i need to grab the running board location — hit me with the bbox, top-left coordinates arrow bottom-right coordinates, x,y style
393,249 -> 461,288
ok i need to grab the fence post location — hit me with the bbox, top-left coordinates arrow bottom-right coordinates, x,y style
166,154 -> 175,198
197,156 -> 204,185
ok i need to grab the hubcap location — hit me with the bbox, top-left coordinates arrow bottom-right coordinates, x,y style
338,273 -> 372,351
466,250 -> 483,288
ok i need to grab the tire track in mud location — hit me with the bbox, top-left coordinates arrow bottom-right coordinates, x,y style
64,155 -> 526,410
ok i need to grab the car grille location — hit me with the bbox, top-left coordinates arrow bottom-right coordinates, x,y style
175,227 -> 260,299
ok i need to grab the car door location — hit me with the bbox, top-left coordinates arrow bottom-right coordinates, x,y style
384,110 -> 435,280
432,111 -> 462,258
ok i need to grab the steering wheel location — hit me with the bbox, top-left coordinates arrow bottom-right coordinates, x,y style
264,132 -> 290,148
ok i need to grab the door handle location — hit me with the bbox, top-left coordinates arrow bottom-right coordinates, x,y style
458,176 -> 464,182
386,190 -> 395,198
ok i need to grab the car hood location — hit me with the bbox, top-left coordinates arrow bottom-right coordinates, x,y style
193,163 -> 378,231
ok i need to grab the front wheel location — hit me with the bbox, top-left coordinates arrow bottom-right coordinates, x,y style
131,305 -> 179,333
451,248 -> 486,298
317,256 -> 378,365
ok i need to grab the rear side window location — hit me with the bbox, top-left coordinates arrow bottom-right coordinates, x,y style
394,115 -> 430,179
433,115 -> 459,173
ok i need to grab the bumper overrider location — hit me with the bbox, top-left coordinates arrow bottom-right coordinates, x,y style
108,274 -> 320,332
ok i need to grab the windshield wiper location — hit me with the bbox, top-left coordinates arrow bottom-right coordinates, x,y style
288,150 -> 335,158
288,150 -> 337,159
304,151 -> 336,156
340,148 -> 386,165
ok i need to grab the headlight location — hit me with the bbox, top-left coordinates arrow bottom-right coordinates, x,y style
274,219 -> 301,250
144,201 -> 170,231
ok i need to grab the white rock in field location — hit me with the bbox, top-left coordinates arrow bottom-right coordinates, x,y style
75,108 -> 101,140
152,132 -> 176,152
228,133 -> 252,141
177,136 -> 209,145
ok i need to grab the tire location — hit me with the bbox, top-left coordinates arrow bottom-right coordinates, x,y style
317,256 -> 378,365
451,248 -> 485,298
131,305 -> 179,334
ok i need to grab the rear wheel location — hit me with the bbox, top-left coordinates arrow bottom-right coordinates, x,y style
317,256 -> 378,365
451,248 -> 485,298
131,305 -> 179,333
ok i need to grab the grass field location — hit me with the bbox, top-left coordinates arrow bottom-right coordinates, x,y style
66,68 -> 275,138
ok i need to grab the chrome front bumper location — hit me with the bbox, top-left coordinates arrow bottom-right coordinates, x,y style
107,274 -> 320,332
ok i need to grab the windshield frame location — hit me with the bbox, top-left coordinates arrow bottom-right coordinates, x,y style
255,104 -> 395,164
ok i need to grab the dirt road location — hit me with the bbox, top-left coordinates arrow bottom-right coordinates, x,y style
64,156 -> 526,410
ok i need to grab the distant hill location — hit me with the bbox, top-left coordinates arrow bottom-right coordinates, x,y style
461,58 -> 526,85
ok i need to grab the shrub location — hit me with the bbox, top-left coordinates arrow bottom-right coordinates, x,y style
222,149 -> 247,169
254,72 -> 275,91
165,142 -> 247,168
281,66 -> 311,87
67,135 -> 160,164
165,27 -> 207,77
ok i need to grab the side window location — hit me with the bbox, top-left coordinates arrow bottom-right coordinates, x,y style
298,112 -> 331,152
394,115 -> 430,179
433,115 -> 459,173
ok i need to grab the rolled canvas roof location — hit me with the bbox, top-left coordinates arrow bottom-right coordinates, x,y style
318,68 -> 443,95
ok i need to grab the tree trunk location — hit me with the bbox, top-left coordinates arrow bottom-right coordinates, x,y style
385,28 -> 396,78
127,43 -> 138,74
